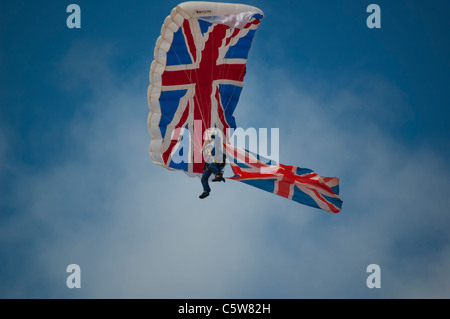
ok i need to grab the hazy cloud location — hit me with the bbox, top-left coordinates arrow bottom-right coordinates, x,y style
1,38 -> 450,299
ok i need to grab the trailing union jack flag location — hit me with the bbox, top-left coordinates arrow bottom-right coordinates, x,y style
225,144 -> 343,213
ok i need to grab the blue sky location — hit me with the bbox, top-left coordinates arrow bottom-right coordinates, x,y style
1,0 -> 450,298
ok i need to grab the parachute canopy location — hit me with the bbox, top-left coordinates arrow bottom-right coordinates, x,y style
148,1 -> 264,175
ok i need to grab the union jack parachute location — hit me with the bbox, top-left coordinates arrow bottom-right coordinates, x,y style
148,1 -> 263,175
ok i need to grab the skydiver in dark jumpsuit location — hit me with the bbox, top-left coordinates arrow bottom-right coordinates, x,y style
199,135 -> 226,199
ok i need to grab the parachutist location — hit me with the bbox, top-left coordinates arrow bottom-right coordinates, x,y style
199,135 -> 227,199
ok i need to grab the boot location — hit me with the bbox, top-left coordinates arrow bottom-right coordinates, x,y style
199,191 -> 210,199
